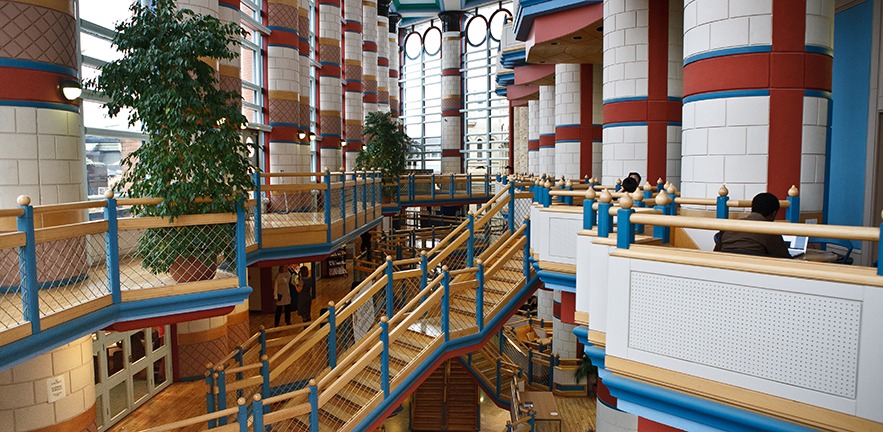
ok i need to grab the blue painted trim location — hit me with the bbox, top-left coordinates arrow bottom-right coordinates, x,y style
602,121 -> 648,128
268,25 -> 299,35
805,89 -> 832,99
267,43 -> 299,50
536,270 -> 575,293
555,140 -> 581,144
0,58 -> 78,76
0,100 -> 79,113
219,2 -> 240,11
538,133 -> 555,137
267,140 -> 306,144
269,122 -> 302,128
514,0 -> 601,41
805,44 -> 834,57
682,89 -> 770,104
604,374 -> 816,432
584,345 -> 606,370
683,45 -> 772,66
603,96 -> 648,104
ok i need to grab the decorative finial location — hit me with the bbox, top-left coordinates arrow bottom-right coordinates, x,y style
253,394 -> 262,401
441,265 -> 449,271
238,397 -> 246,406
788,185 -> 799,197
719,185 -> 729,196
16,195 -> 30,206
104,189 -> 115,199
655,190 -> 671,206
328,301 -> 335,307
309,379 -> 317,386
420,250 -> 427,256
657,177 -> 663,184
619,193 -> 634,209
585,187 -> 596,200
380,316 -> 388,323
323,166 -> 330,172
599,189 -> 613,203
631,189 -> 644,202
565,179 -> 572,188
666,184 -> 676,195
616,178 -> 622,185
476,258 -> 483,265
386,255 -> 393,261
543,180 -> 552,188
644,182 -> 653,191
524,215 -> 530,221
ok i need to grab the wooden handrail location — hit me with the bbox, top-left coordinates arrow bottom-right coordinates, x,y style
32,200 -> 107,214
140,405 -> 241,432
629,214 -> 879,241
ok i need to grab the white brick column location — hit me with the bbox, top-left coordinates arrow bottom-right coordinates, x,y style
318,0 -> 343,168
514,105 -> 529,174
538,85 -> 556,176
592,65 -> 604,179
554,64 -> 581,180
440,12 -> 464,174
362,0 -> 378,117
267,0 -> 303,181
343,0 -> 364,170
376,15 -> 390,113
528,100 -> 540,175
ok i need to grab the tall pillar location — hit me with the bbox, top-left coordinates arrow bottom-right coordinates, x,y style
343,0 -> 364,170
268,0 -> 303,180
319,0 -> 343,168
362,0 -> 378,118
0,0 -> 85,210
554,64 -> 600,180
602,0 -> 683,187
0,336 -> 96,432
528,100 -> 540,175
376,0 -> 390,113
388,14 -> 402,117
218,0 -> 242,109
299,0 -> 313,173
538,85 -> 556,176
536,287 -> 553,323
681,0 -> 832,210
592,65 -> 603,179
440,11 -> 464,174
513,105 -> 529,174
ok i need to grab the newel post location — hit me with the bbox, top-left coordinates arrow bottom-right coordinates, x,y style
104,191 -> 121,303
16,195 -> 39,334
786,185 -> 800,223
716,185 -> 730,219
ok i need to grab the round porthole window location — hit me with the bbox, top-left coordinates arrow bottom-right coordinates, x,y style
465,14 -> 488,47
404,31 -> 423,60
423,25 -> 442,56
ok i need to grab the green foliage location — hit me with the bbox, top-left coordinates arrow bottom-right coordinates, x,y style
356,111 -> 410,180
574,355 -> 594,384
86,0 -> 256,274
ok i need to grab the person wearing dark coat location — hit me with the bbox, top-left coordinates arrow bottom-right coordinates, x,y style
296,266 -> 314,322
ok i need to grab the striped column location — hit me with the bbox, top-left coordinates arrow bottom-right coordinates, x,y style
388,14 -> 402,117
554,64 -> 602,180
267,0 -> 303,180
538,85 -> 555,176
298,0 -> 312,173
591,65 -> 603,179
602,0 -> 683,187
376,6 -> 390,113
528,99 -> 540,174
319,0 -> 343,168
218,0 -> 242,110
362,0 -> 378,118
513,105 -> 529,174
681,0 -> 832,211
0,0 -> 84,210
440,11 -> 463,174
343,0 -> 364,170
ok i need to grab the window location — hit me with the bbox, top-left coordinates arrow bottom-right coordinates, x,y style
401,21 -> 443,172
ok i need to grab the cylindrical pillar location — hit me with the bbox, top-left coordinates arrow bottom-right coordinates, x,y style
538,85 -> 556,176
388,14 -> 402,117
528,100 -> 540,175
376,1 -> 390,113
513,105 -> 529,174
591,65 -> 603,179
536,287 -> 553,323
343,0 -> 364,170
268,0 -> 304,179
0,336 -> 96,431
551,291 -> 577,358
602,0 -> 683,187
440,11 -> 464,174
175,316 -> 228,380
680,0 -> 832,211
298,2 -> 312,172
554,64 -> 600,180
362,0 -> 378,118
0,0 -> 85,210
319,0 -> 344,168
218,0 -> 242,111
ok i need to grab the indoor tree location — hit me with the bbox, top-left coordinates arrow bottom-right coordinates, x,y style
87,0 -> 258,280
356,111 -> 410,180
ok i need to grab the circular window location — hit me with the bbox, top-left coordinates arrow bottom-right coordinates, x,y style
488,9 -> 512,42
465,15 -> 488,47
404,31 -> 423,60
423,26 -> 442,56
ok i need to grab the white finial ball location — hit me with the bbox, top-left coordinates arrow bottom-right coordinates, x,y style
619,193 -> 634,209
631,189 -> 644,202
104,189 -> 115,199
16,195 -> 30,206
599,189 -> 613,203
788,185 -> 799,197
585,187 -> 596,200
719,185 -> 729,196
655,190 -> 671,206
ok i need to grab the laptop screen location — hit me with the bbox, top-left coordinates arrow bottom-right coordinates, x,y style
782,235 -> 808,251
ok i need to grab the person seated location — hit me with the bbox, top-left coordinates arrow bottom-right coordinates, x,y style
628,171 -> 642,184
713,192 -> 791,258
621,177 -> 639,193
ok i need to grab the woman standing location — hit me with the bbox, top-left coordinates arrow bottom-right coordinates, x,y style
296,266 -> 314,322
273,266 -> 292,327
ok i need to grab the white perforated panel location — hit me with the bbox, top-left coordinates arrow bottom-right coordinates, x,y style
629,272 -> 861,398
548,216 -> 581,260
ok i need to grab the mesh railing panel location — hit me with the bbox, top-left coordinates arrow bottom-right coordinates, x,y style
263,190 -> 324,228
117,223 -> 237,290
413,179 -> 432,197
333,350 -> 383,430
35,233 -> 109,316
245,203 -> 256,248
270,412 -> 312,432
512,197 -> 532,229
0,246 -> 25,330
529,355 -> 551,389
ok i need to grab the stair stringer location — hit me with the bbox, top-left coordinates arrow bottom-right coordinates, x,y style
353,272 -> 541,432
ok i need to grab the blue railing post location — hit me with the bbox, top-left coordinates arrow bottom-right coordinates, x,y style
786,186 -> 800,223
234,347 -> 244,398
442,266 -> 450,341
260,355 -> 270,401
205,370 -> 216,427
104,191 -> 121,304
476,260 -> 485,330
484,174 -> 490,196
527,350 -> 534,385
16,196 -> 38,334
495,359 -> 502,397
253,172 -> 263,247
430,174 -> 436,200
216,367 -> 227,425
419,251 -> 428,289
716,185 -> 730,219
362,171 -> 368,223
327,302 -> 337,368
385,257 -> 394,318
616,198 -> 635,249
878,216 -> 883,276
565,180 -> 574,206
235,201 -> 247,288
523,216 -> 531,280
259,326 -> 267,357
666,185 -> 677,216
583,189 -> 596,230
467,174 -> 473,197
467,212 -> 475,267
352,173 -> 358,223
380,317 -> 390,398
656,178 -> 665,193
341,174 -> 347,233
236,397 -> 248,432
498,174 -> 504,184
251,395 -> 264,432
548,354 -> 555,390
531,179 -> 538,203
652,191 -> 672,244
308,379 -> 319,432
324,169 -> 332,242
542,180 -> 551,208
597,192 -> 613,238
508,181 -> 516,233
449,173 -> 455,198
632,192 -> 646,234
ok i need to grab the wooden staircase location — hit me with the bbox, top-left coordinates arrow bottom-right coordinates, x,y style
412,359 -> 480,432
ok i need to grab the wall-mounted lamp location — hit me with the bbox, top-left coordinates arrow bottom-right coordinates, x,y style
297,130 -> 307,140
340,140 -> 347,147
60,79 -> 82,101
309,132 -> 316,141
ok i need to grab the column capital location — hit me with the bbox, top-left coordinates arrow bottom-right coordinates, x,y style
388,13 -> 401,33
438,11 -> 464,32
377,0 -> 390,16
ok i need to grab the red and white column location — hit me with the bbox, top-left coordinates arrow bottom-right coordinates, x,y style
362,0 -> 378,118
538,85 -> 556,175
376,5 -> 390,114
318,0 -> 343,168
343,0 -> 363,170
680,0 -> 832,211
388,14 -> 402,117
528,100 -> 540,174
602,0 -> 683,186
440,12 -> 464,174
267,0 -> 303,178
554,64 -> 602,180
298,1 -> 311,172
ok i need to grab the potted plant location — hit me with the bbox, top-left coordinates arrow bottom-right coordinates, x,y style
355,112 -> 410,201
87,0 -> 257,282
573,355 -> 597,397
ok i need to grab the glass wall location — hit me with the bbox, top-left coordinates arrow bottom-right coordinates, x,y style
401,21 -> 443,172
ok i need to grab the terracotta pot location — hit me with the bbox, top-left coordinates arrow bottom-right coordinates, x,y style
169,256 -> 217,283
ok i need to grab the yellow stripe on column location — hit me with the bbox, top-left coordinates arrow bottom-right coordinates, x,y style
219,64 -> 241,78
10,0 -> 74,15
269,90 -> 300,101
269,0 -> 300,6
